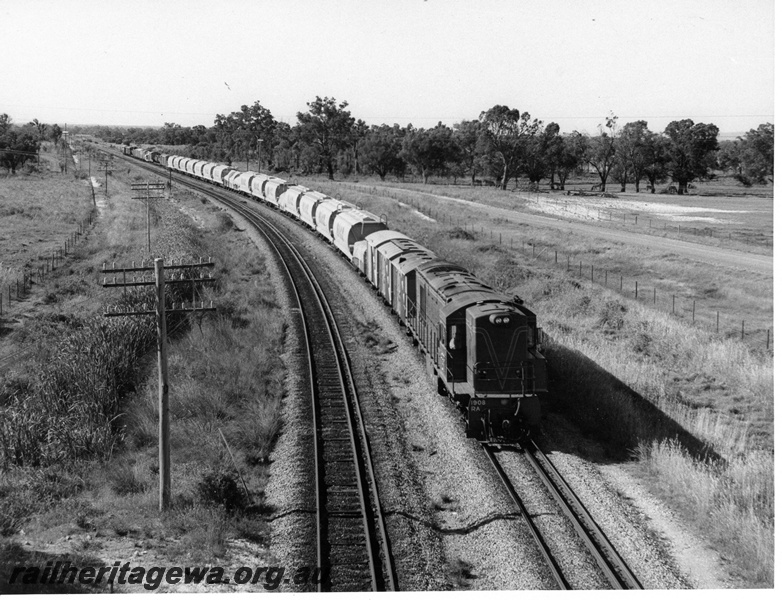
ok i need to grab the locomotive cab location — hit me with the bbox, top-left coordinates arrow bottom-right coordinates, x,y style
463,302 -> 547,441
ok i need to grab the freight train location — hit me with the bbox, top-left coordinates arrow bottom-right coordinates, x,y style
121,145 -> 547,442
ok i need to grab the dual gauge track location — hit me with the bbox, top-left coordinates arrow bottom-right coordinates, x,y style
119,154 -> 642,591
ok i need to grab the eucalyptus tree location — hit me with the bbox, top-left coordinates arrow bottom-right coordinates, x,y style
358,124 -> 406,181
453,119 -> 484,186
400,123 -> 460,184
664,119 -> 719,194
296,96 -> 355,180
586,114 -> 618,192
478,105 -> 542,190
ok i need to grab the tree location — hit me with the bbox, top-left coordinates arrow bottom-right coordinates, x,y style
28,118 -> 47,141
641,133 -> 670,193
453,119 -> 484,186
742,123 -> 774,183
586,114 -> 618,192
554,132 -> 588,190
358,124 -> 406,181
296,97 -> 355,180
0,113 -> 11,136
664,119 -> 720,194
43,123 -> 62,146
478,105 -> 542,190
0,128 -> 40,174
528,122 -> 561,188
400,123 -> 460,184
613,120 -> 652,192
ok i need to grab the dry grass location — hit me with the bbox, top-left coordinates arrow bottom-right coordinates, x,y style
1,154 -> 288,571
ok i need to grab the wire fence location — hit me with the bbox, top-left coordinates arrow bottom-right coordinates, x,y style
0,209 -> 96,318
345,184 -> 772,352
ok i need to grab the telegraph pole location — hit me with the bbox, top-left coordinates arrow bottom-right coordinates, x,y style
98,155 -> 114,198
131,181 -> 166,252
101,257 -> 216,510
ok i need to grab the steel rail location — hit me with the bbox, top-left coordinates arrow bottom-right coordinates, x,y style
482,444 -> 570,589
524,440 -> 643,590
121,154 -> 395,591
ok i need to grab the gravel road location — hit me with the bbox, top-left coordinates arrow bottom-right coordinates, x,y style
358,185 -> 772,276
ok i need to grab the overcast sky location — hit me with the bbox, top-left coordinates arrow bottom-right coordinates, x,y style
0,0 -> 774,135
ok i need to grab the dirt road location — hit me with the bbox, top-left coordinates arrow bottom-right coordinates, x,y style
368,186 -> 773,277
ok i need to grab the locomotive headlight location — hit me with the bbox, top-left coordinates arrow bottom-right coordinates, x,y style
500,398 -> 509,406
489,314 -> 511,326
515,369 -> 523,377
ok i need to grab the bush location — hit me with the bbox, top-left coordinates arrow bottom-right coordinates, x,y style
197,471 -> 246,513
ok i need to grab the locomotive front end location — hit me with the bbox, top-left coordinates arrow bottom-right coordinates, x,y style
464,303 -> 547,441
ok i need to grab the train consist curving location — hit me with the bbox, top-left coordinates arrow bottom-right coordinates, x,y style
122,145 -> 547,442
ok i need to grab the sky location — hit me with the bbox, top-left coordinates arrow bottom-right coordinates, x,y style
0,0 -> 774,136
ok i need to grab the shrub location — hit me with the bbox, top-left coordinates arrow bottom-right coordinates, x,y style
197,471 -> 246,513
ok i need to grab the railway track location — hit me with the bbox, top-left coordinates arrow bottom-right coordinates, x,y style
484,442 -> 643,590
122,157 -> 396,591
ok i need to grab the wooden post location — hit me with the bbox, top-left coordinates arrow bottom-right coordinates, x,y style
692,300 -> 695,323
717,311 -> 720,333
591,265 -> 594,282
653,287 -> 656,304
147,183 -> 151,252
767,329 -> 770,350
620,275 -> 623,291
155,258 -> 171,511
672,294 -> 675,314
741,320 -> 745,340
635,281 -> 638,299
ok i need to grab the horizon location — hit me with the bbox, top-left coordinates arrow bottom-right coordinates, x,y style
1,0 -> 774,137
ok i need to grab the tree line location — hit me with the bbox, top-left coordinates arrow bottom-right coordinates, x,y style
0,114 -> 66,174
69,99 -> 773,193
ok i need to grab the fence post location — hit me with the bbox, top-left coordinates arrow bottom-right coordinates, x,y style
716,311 -> 719,333
672,294 -> 675,314
635,215 -> 638,225
604,271 -> 607,286
567,255 -> 570,271
579,261 -> 582,277
591,265 -> 594,282
692,300 -> 695,323
635,281 -> 638,299
741,320 -> 745,340
767,329 -> 770,350
554,250 -> 557,263
620,275 -> 623,291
